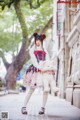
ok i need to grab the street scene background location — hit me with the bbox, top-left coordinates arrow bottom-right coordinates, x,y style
0,0 -> 80,120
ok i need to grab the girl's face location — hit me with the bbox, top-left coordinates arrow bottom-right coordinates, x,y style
35,39 -> 41,46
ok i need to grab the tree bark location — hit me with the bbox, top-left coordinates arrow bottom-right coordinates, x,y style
41,16 -> 53,33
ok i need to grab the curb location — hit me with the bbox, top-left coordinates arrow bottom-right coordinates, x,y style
0,91 -> 8,96
0,90 -> 19,96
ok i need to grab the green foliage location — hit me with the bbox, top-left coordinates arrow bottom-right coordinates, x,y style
21,0 -> 53,35
0,8 -> 21,52
0,0 -> 46,10
0,32 -> 21,52
0,0 -> 53,55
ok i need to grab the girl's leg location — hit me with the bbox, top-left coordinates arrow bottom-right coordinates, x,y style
39,74 -> 49,115
42,91 -> 48,108
22,87 -> 35,114
50,79 -> 59,96
39,91 -> 48,114
23,87 -> 35,107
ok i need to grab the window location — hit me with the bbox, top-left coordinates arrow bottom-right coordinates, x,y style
69,57 -> 73,76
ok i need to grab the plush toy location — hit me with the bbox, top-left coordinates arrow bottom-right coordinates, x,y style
39,60 -> 59,95
39,60 -> 56,71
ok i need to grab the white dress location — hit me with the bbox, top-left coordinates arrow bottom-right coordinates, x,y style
29,45 -> 58,92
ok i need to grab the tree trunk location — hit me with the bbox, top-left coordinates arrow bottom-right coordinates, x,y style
5,40 -> 29,90
6,64 -> 18,89
5,1 -> 29,90
0,51 -> 10,70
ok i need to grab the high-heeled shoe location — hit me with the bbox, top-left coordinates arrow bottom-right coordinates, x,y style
21,107 -> 27,114
39,107 -> 45,115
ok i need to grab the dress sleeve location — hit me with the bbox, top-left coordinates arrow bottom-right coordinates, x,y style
44,48 -> 50,60
29,46 -> 40,69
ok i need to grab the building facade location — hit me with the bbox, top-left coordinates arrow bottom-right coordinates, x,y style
53,0 -> 80,108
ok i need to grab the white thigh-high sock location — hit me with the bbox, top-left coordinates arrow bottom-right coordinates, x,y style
23,88 -> 35,107
42,91 -> 48,108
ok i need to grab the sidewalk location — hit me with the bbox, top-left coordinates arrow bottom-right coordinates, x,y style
0,89 -> 80,120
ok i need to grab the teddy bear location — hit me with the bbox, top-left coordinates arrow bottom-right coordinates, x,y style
41,60 -> 56,71
39,60 -> 59,95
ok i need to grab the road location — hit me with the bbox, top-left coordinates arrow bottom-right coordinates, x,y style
0,89 -> 80,120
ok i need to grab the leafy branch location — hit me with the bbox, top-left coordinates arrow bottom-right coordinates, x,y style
0,0 -> 45,10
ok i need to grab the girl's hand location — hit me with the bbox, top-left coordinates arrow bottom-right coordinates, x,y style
37,69 -> 42,72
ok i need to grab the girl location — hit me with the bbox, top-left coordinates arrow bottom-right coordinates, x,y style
21,33 -> 53,115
